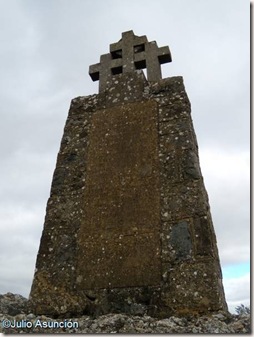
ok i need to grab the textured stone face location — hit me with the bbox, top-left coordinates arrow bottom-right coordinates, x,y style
29,72 -> 228,317
76,101 -> 161,289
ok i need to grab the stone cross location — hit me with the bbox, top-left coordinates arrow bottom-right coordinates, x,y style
89,30 -> 172,92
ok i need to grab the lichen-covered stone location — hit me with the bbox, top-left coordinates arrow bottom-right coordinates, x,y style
0,294 -> 250,334
29,71 -> 228,317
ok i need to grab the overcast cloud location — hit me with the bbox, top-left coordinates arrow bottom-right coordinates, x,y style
0,0 -> 250,314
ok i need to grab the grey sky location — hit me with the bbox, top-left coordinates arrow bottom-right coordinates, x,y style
0,0 -> 250,313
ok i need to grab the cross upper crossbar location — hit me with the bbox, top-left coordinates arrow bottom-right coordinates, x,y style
89,30 -> 172,92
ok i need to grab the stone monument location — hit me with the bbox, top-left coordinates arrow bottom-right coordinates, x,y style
29,30 -> 228,317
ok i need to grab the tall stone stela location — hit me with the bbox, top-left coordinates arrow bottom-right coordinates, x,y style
29,30 -> 228,317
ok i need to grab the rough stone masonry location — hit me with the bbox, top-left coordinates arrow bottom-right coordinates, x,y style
29,30 -> 228,318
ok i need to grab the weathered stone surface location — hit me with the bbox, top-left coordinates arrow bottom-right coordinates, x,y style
76,100 -> 161,290
0,294 -> 250,334
0,293 -> 28,316
29,31 -> 228,317
170,221 -> 192,260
